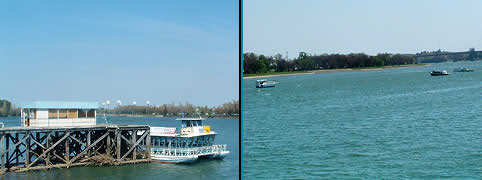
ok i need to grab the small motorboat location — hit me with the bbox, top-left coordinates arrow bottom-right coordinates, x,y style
430,70 -> 450,76
256,79 -> 277,88
453,67 -> 474,72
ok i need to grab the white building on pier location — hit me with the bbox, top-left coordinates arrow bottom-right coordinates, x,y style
21,101 -> 99,127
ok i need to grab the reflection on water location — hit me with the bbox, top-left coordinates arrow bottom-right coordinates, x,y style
0,116 -> 239,179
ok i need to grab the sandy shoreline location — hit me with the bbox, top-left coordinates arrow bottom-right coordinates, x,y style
243,64 -> 430,79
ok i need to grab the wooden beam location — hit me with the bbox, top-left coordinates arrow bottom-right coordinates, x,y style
120,134 -> 132,146
132,130 -> 136,160
106,131 -> 111,156
120,130 -> 148,161
1,134 -> 4,172
69,132 -> 109,163
15,134 -> 19,166
26,132 -> 70,168
146,129 -> 151,161
0,131 -> 30,157
26,132 -> 30,167
46,132 -> 50,166
30,134 -> 46,150
65,133 -> 70,166
116,130 -> 121,160
5,134 -> 9,168
87,131 -> 91,157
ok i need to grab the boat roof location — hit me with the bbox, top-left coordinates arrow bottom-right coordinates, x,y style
22,101 -> 99,109
256,79 -> 268,81
176,117 -> 206,121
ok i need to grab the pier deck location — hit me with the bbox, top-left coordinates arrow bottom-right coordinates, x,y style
0,124 -> 151,173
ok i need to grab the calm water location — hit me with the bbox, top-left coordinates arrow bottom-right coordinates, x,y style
0,116 -> 239,179
243,61 -> 481,179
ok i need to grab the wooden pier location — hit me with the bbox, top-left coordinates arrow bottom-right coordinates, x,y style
0,125 -> 151,173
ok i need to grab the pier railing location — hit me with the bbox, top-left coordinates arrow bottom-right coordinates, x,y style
0,125 -> 151,173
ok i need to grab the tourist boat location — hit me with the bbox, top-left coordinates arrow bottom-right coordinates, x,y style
147,117 -> 229,163
453,67 -> 474,72
430,70 -> 450,76
256,79 -> 277,88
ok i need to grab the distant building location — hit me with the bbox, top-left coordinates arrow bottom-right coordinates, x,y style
21,101 -> 99,127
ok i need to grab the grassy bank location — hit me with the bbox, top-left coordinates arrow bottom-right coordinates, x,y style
243,64 -> 429,79
243,70 -> 312,77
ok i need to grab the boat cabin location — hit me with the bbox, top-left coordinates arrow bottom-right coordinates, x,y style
21,101 -> 99,127
256,79 -> 276,88
178,118 -> 211,136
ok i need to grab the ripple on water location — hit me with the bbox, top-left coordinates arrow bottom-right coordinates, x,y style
243,61 -> 482,178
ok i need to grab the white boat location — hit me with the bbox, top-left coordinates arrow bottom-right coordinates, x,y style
430,70 -> 450,76
256,79 -> 277,88
453,67 -> 474,72
146,117 -> 229,163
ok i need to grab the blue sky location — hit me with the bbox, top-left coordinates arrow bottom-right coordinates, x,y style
244,0 -> 482,58
0,1 -> 239,107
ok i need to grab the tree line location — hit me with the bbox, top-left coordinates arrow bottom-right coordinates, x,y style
101,99 -> 239,118
243,52 -> 416,74
0,99 -> 239,118
0,100 -> 20,117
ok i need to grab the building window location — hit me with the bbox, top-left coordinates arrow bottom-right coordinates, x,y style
87,109 -> 95,117
48,109 -> 58,119
59,109 -> 68,119
67,109 -> 77,118
78,109 -> 87,118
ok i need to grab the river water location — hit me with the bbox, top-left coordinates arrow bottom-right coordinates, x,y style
243,61 -> 481,179
0,116 -> 239,179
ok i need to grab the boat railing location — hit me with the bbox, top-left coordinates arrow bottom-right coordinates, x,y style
152,144 -> 228,156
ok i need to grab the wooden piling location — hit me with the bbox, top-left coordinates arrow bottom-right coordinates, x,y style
0,125 -> 150,173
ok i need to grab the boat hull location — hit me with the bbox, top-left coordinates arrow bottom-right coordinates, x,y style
151,155 -> 198,164
256,85 -> 275,88
199,151 -> 230,159
430,73 -> 449,76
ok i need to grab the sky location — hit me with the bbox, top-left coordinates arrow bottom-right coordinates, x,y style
244,0 -> 482,58
0,0 -> 239,107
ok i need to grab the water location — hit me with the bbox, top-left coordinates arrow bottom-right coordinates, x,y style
243,61 -> 481,179
0,116 -> 239,179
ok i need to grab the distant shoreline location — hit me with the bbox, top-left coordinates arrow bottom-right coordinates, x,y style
105,114 -> 239,119
243,64 -> 430,79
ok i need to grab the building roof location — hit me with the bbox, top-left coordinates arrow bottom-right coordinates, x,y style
22,101 -> 99,109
